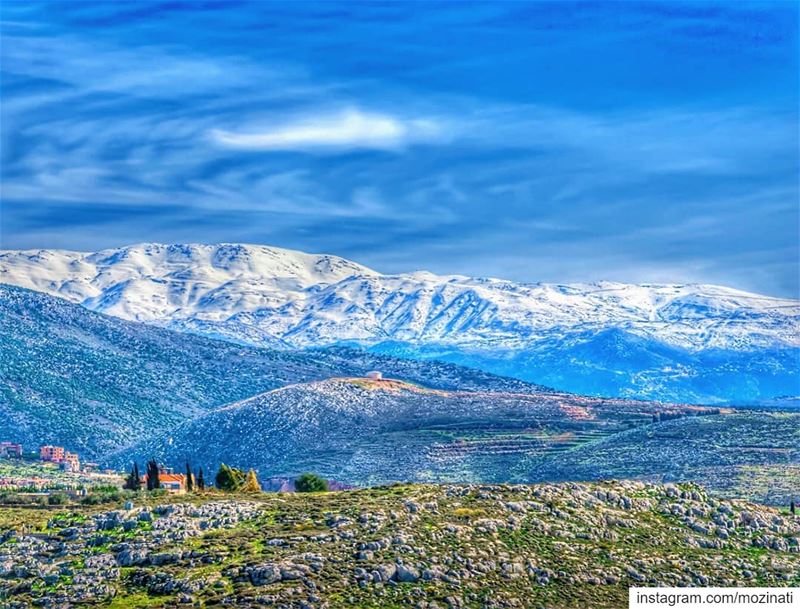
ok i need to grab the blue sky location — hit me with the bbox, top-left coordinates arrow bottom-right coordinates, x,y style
1,1 -> 798,297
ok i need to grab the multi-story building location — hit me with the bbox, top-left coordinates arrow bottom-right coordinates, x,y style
60,452 -> 80,472
40,445 -> 65,462
40,445 -> 81,471
0,442 -> 22,458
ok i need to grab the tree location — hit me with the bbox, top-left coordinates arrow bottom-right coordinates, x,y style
124,462 -> 141,491
295,473 -> 328,493
215,463 -> 245,491
196,467 -> 205,491
146,459 -> 160,491
791,500 -> 796,516
241,469 -> 262,493
185,462 -> 194,492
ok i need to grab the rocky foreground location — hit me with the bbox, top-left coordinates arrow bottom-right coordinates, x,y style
1,482 -> 799,609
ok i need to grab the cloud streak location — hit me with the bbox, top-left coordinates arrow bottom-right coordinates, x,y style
211,108 -> 442,152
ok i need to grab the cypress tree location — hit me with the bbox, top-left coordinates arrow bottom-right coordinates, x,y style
124,463 -> 140,490
133,462 -> 141,491
792,500 -> 796,516
197,467 -> 205,491
146,459 -> 161,490
185,462 -> 193,492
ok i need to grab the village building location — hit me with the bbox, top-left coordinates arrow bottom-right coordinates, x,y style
140,469 -> 187,494
39,445 -> 65,462
0,476 -> 49,490
59,452 -> 80,472
0,442 -> 22,458
40,445 -> 80,471
158,473 -> 187,494
366,370 -> 383,380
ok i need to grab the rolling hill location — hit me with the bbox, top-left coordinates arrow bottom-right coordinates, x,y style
113,376 -> 722,489
523,410 -> 800,505
0,284 -> 542,458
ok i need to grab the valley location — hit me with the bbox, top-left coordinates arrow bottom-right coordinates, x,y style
2,280 -> 797,508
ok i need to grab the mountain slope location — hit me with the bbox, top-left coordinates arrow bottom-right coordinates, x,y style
524,411 -> 800,505
2,242 -> 798,403
370,330 -> 800,404
114,376 -> 721,488
0,284 -> 543,457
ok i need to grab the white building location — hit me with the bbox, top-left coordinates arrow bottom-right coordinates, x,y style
366,371 -> 383,380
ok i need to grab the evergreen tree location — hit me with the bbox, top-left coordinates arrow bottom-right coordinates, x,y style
146,459 -> 161,491
791,500 -> 796,516
124,462 -> 141,491
185,462 -> 193,492
196,467 -> 205,491
215,463 -> 245,491
241,469 -> 262,493
295,473 -> 328,493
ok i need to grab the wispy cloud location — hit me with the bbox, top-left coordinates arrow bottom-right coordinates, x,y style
211,108 -> 443,152
1,1 -> 797,297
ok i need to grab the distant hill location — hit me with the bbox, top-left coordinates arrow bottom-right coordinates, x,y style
114,376 -> 718,487
0,284 -> 542,458
524,411 -> 800,505
2,242 -> 798,403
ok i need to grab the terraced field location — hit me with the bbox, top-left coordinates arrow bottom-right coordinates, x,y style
525,412 -> 800,505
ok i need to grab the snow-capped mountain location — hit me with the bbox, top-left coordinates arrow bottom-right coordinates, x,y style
2,242 -> 798,402
2,242 -> 797,350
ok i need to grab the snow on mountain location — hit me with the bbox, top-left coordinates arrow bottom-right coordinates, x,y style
1,242 -> 797,353
0,243 -> 375,324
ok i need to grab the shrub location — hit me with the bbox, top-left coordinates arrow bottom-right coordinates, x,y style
48,493 -> 69,505
294,473 -> 328,493
81,491 -> 121,505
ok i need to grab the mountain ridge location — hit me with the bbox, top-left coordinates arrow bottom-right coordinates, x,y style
2,242 -> 798,403
2,242 -> 796,349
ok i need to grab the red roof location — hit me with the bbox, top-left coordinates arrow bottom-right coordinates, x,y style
159,473 -> 185,483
